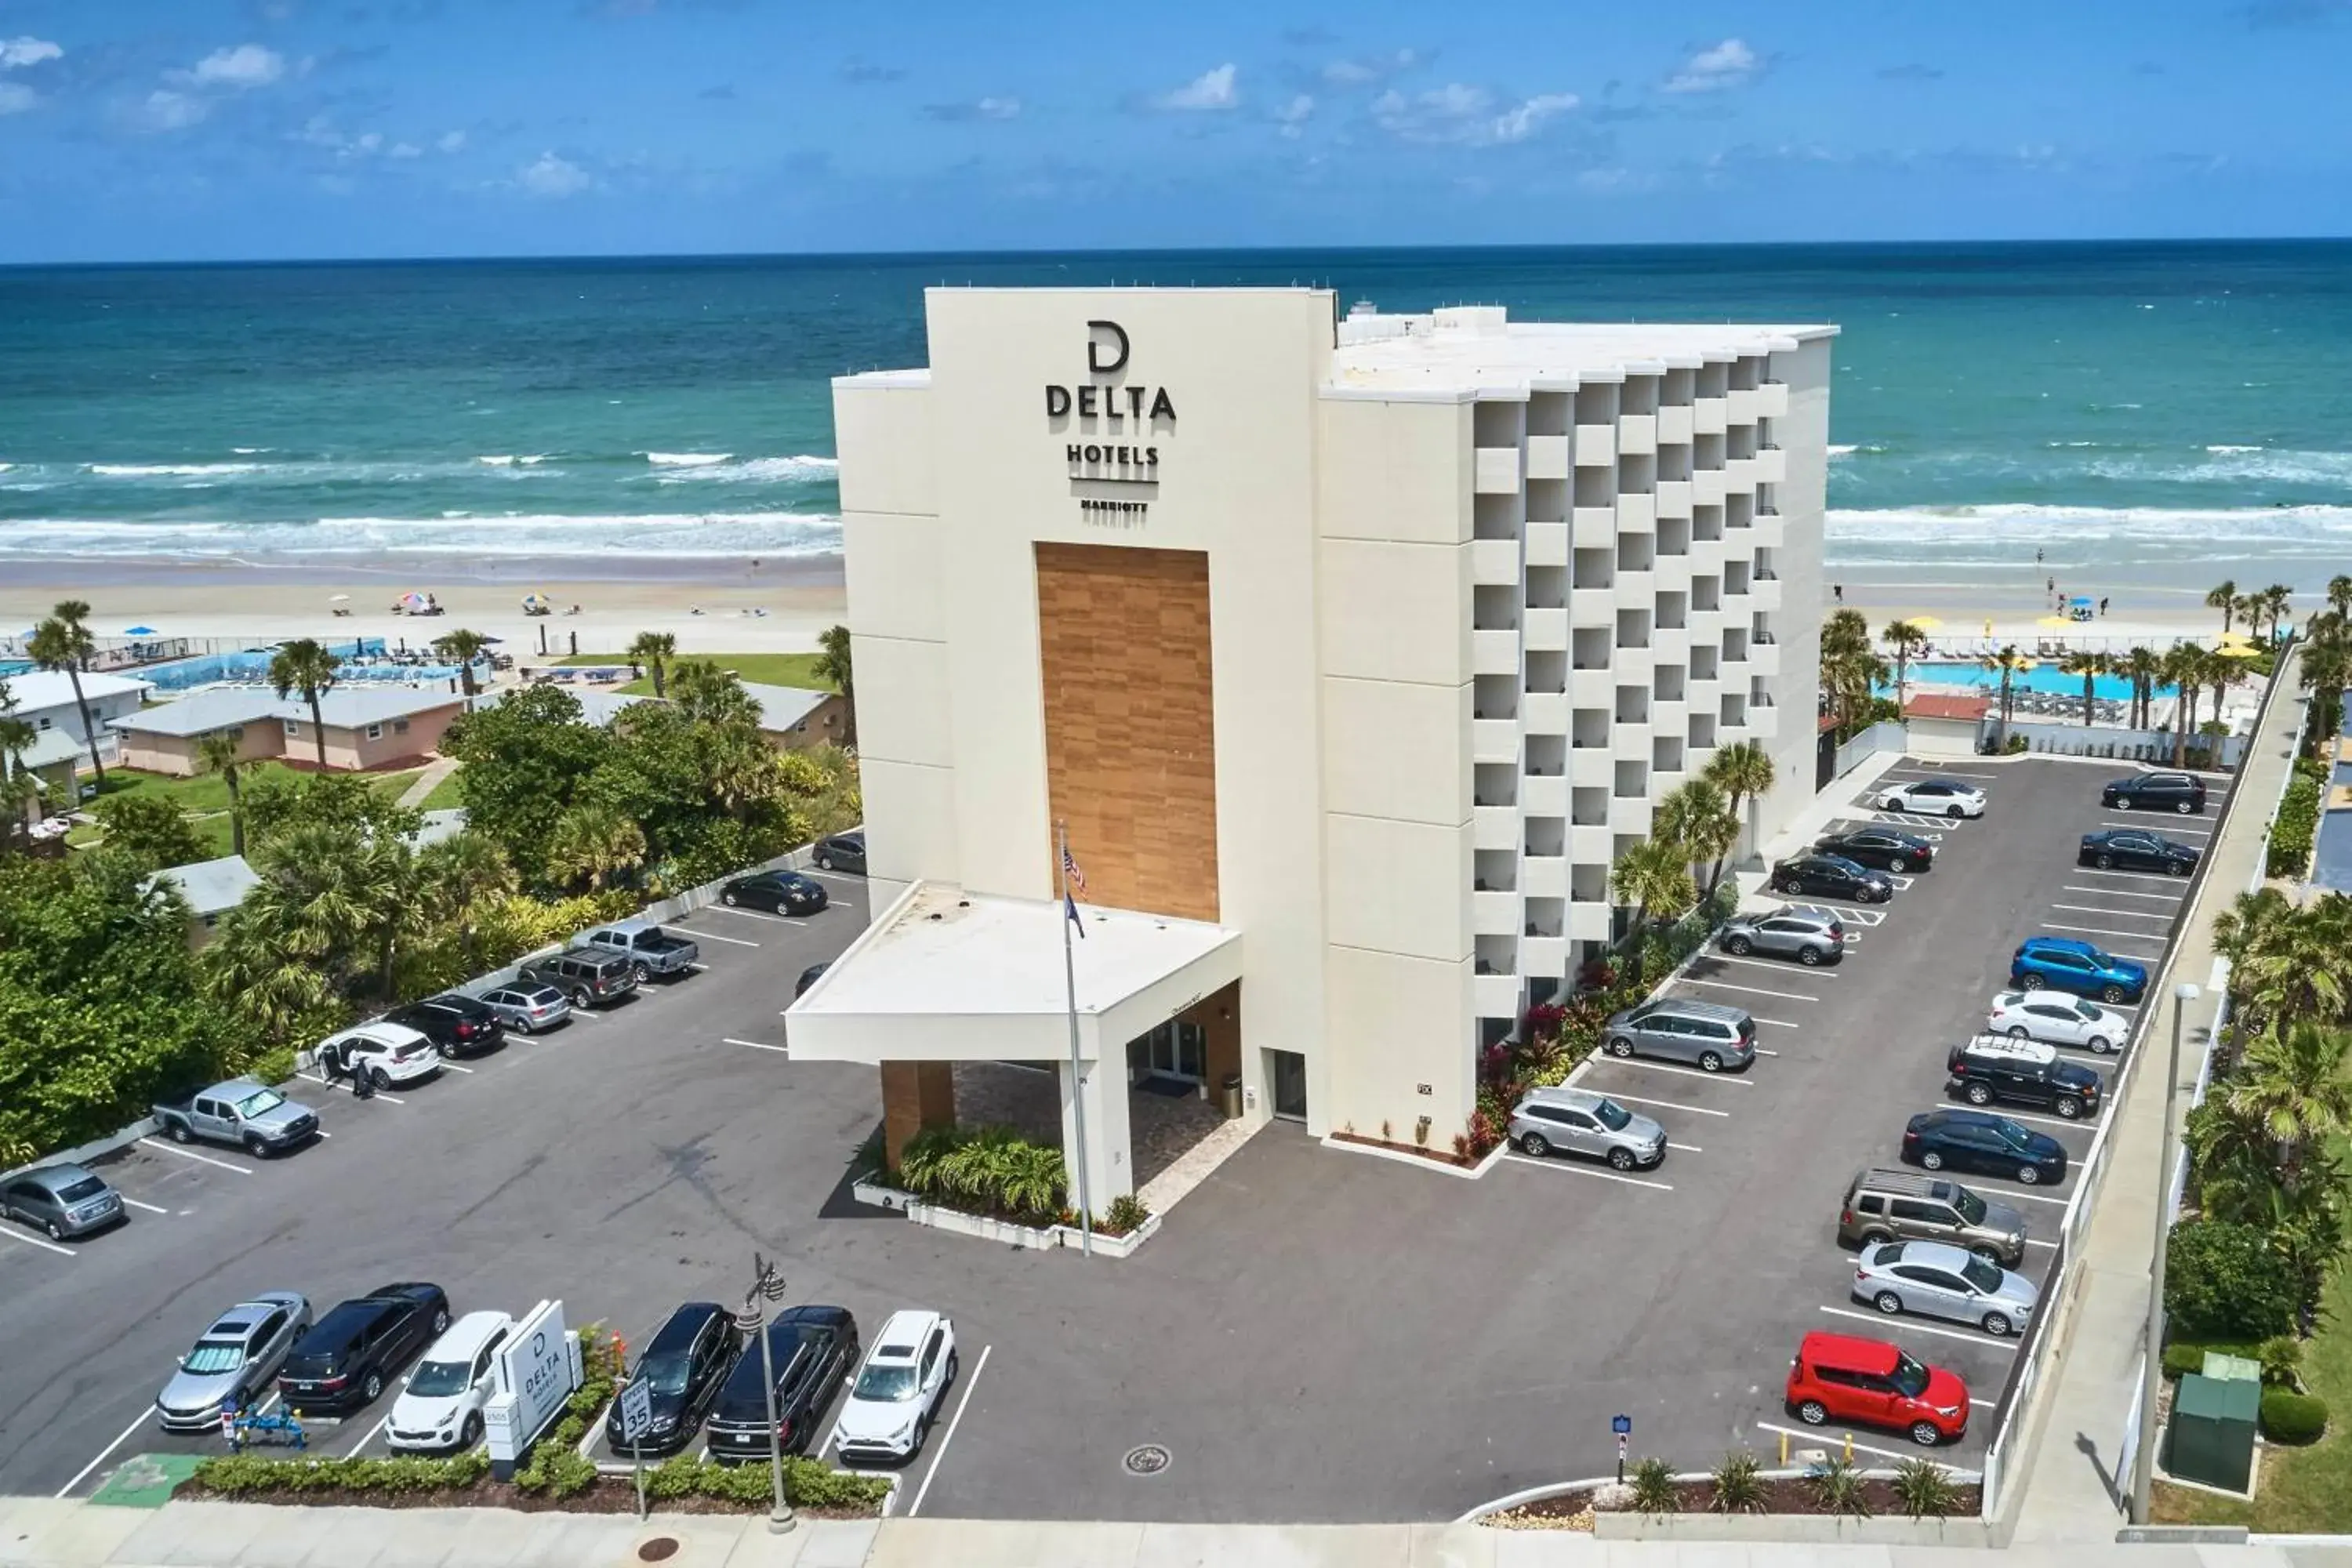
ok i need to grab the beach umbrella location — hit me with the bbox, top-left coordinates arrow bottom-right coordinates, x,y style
2217,630 -> 2252,645
328,593 -> 351,604
2037,615 -> 2073,629
1905,615 -> 1944,630
398,590 -> 431,613
521,591 -> 550,612
122,626 -> 158,637
2215,642 -> 2265,659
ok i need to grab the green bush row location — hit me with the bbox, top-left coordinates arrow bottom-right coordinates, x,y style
194,1449 -> 489,1495
895,1123 -> 1067,1221
641,1454 -> 891,1510
2267,772 -> 2321,879
512,1326 -> 622,1497
2260,1389 -> 2330,1444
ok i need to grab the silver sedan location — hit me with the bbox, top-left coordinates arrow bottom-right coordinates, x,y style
1853,1239 -> 2039,1337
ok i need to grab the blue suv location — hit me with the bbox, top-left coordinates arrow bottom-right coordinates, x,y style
2009,936 -> 2148,1006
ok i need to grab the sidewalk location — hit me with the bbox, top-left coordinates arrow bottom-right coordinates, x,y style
2006,649 -> 2307,1543
395,756 -> 460,809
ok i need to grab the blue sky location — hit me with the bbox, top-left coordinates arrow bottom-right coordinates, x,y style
1,0 -> 2349,261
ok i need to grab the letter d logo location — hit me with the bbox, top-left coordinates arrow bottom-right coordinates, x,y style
1086,320 -> 1130,376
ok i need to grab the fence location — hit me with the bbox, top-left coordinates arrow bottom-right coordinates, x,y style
1991,719 -> 2249,770
1833,718 -> 1906,779
1980,644 -> 2298,1523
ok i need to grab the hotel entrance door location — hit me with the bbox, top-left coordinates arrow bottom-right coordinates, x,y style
1132,1018 -> 1207,1084
1269,1050 -> 1308,1122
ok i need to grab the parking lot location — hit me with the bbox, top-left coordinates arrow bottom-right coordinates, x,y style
0,756 -> 2227,1523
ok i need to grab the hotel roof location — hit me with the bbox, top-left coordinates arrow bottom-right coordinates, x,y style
114,683 -> 465,737
739,681 -> 832,734
147,855 -> 261,919
2,670 -> 153,713
1329,306 -> 1838,397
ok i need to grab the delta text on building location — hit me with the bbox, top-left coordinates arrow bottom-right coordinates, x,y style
787,287 -> 1835,1208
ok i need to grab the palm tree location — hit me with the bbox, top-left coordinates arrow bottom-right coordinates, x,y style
1655,777 -> 1740,904
2261,584 -> 2293,644
267,639 -> 343,771
667,658 -> 760,728
2330,574 -> 2352,620
0,679 -> 40,843
2159,643 -> 2204,768
814,622 -> 856,747
2299,630 -> 2352,760
626,630 -> 677,699
2207,580 -> 2240,637
2058,649 -> 2107,728
430,628 -> 491,699
415,832 -> 515,964
2224,1022 -> 2352,1187
2203,644 -> 2250,730
194,729 -> 249,858
1981,644 -> 2032,743
1610,835 -> 1696,987
1882,619 -> 1929,711
26,600 -> 104,786
1703,740 -> 1777,873
546,801 -> 647,891
2117,644 -> 2162,730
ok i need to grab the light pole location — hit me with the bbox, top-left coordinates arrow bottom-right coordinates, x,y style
738,1252 -> 795,1535
2130,980 -> 2200,1525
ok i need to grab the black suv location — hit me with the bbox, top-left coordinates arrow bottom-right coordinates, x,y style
1771,853 -> 1893,903
518,948 -> 639,1009
277,1283 -> 451,1413
383,993 -> 504,1057
1945,1036 -> 2103,1120
608,1302 -> 742,1457
706,1305 -> 860,1462
1812,828 -> 1936,873
2103,771 -> 2205,815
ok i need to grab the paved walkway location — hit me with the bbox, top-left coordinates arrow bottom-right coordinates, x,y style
2008,649 -> 2307,1542
395,756 -> 460,809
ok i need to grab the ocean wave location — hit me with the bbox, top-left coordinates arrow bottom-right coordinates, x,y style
1826,503 -> 2352,564
0,511 -> 844,560
87,462 -> 264,478
644,451 -> 731,467
652,454 -> 839,485
2205,444 -> 2263,455
475,454 -> 551,466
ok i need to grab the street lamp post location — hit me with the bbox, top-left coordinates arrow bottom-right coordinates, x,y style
738,1252 -> 796,1535
2130,980 -> 2200,1525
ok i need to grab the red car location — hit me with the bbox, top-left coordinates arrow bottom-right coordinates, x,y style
1784,1330 -> 1969,1446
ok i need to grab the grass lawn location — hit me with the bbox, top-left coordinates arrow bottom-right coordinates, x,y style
71,762 -> 428,859
416,768 -> 466,812
553,650 -> 832,695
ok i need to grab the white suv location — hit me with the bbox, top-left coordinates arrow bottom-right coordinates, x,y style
833,1310 -> 957,1465
315,1022 -> 441,1087
1987,990 -> 2129,1055
387,1310 -> 514,1453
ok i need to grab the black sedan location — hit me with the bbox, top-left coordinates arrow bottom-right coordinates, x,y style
706,1305 -> 860,1462
1770,852 -> 1893,903
383,993 -> 505,1057
2078,828 -> 2199,876
2102,771 -> 2205,815
1812,827 -> 1936,873
811,832 -> 866,875
608,1301 -> 742,1457
720,869 -> 829,915
1901,1110 -> 2069,1187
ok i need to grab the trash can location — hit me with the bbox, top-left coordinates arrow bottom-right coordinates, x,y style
1221,1074 -> 1243,1120
2165,1372 -> 2259,1494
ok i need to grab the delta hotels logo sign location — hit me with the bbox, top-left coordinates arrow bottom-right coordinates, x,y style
1047,320 -> 1174,528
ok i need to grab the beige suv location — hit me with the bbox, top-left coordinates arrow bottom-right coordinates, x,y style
1838,1167 -> 2028,1267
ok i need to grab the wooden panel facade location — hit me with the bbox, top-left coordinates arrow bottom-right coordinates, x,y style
1034,542 -> 1219,923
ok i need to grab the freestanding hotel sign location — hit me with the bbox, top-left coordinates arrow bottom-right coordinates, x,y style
1049,320 -> 1173,527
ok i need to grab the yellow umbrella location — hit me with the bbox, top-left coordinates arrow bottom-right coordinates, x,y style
2037,615 -> 2073,629
2216,642 -> 2265,659
1906,615 -> 1944,630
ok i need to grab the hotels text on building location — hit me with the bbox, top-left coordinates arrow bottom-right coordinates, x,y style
1052,320 -> 1174,514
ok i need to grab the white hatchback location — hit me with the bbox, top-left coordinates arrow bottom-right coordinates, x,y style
833,1309 -> 956,1466
1987,990 -> 2130,1055
1875,778 -> 1987,818
316,1022 -> 441,1087
387,1310 -> 514,1453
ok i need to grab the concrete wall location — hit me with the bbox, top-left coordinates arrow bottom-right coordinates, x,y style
117,723 -> 279,778
1753,336 -> 1831,853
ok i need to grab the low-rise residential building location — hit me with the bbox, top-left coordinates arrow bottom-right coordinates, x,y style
147,854 -> 262,947
739,681 -> 849,751
1904,692 -> 1991,757
2,670 -> 153,745
112,686 -> 466,775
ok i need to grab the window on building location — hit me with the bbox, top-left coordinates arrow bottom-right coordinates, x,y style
284,719 -> 300,735
393,718 -> 410,734
365,723 -> 384,740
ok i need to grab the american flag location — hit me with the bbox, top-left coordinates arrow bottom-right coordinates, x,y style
1061,842 -> 1086,894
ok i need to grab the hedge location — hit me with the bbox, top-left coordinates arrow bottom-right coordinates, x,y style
2163,1220 -> 2299,1342
2268,772 -> 2321,879
195,1450 -> 489,1495
644,1454 -> 892,1509
2260,1389 -> 2329,1444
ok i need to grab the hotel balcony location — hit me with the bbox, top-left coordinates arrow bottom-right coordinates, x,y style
1474,717 -> 1519,764
1569,742 -> 1614,789
1522,853 -> 1569,901
1752,514 -> 1784,549
1566,901 -> 1613,944
1526,520 -> 1568,567
1610,720 -> 1653,761
1523,691 -> 1569,735
1613,568 -> 1654,605
1653,555 -> 1692,596
1688,605 -> 1724,641
1657,404 -> 1695,445
1758,381 -> 1790,418
1522,773 -> 1569,821
1569,588 -> 1617,628
1573,423 -> 1617,464
1524,608 -> 1570,652
1751,575 -> 1784,612
1475,804 -> 1520,851
1523,935 -> 1567,982
1652,625 -> 1690,664
1617,492 -> 1656,533
1653,480 -> 1693,519
1755,446 -> 1788,485
1747,695 -> 1780,738
1472,538 -> 1520,585
1613,644 -> 1653,685
1650,696 -> 1688,733
1475,446 -> 1523,495
1693,470 -> 1727,507
1617,414 -> 1657,456
1474,629 -> 1519,676
1693,397 -> 1727,436
1568,823 -> 1611,866
1525,434 -> 1570,481
1726,387 -> 1758,425
1473,972 -> 1523,1022
1610,793 -> 1653,835
1474,889 -> 1520,937
1572,506 -> 1620,551
1569,666 -> 1614,708
1725,456 -> 1758,493
1749,637 -> 1782,677
1686,673 -> 1721,711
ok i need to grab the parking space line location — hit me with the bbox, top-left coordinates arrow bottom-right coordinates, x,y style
803,870 -> 866,887
343,1411 -> 394,1457
2097,819 -> 2210,837
1581,1090 -> 1730,1118
702,904 -> 797,924
1696,954 -> 1838,979
2042,921 -> 2166,950
670,927 -> 760,948
2024,1238 -> 2059,1250
56,1404 -> 156,1497
1819,1305 -> 2020,1352
1999,1188 -> 2072,1207
119,1196 -> 169,1215
1589,1054 -> 1757,1086
1754,1047 -> 1781,1057
439,1062 -> 476,1074
1667,1142 -> 1704,1154
136,1138 -> 253,1174
2062,884 -> 2183,902
296,1072 -> 408,1105
1752,1018 -> 1802,1030
906,1343 -> 991,1517
1501,1154 -> 1675,1191
1751,1420 -> 1937,1467
564,1009 -> 604,1022
1957,1105 -> 2097,1134
2050,902 -> 2172,923
0,1227 -> 76,1258
722,1037 -> 790,1054
1888,766 -> 1999,779
1679,978 -> 1821,1004
2073,867 -> 2193,887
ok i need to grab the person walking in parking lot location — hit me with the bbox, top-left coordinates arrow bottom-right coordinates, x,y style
350,1059 -> 375,1100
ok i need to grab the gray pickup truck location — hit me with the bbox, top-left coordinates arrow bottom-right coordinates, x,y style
153,1079 -> 320,1159
578,918 -> 700,982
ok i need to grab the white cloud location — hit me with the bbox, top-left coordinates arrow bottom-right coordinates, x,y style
1155,63 -> 1238,111
1275,93 -> 1314,137
517,151 -> 591,198
437,129 -> 467,153
1664,38 -> 1761,94
0,81 -> 35,114
188,43 -> 287,89
1321,48 -> 1420,87
390,141 -> 422,158
138,89 -> 209,131
0,36 -> 64,69
1373,82 -> 1577,146
923,96 -> 1022,122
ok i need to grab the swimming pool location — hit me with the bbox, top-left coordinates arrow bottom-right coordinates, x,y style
143,646 -> 470,691
1880,661 -> 2143,703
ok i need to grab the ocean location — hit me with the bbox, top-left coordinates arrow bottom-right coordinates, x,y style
4,241 -> 2350,576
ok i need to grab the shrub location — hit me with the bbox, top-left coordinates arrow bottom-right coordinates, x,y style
1806,1455 -> 1872,1519
632,1454 -> 890,1510
891,1123 -> 1067,1221
1708,1450 -> 1766,1514
2268,773 -> 2321,878
194,1450 -> 490,1496
1627,1455 -> 1679,1515
247,1046 -> 297,1087
2257,1334 -> 2305,1388
2165,1221 -> 2299,1341
1102,1193 -> 1150,1236
2161,1343 -> 2207,1381
1889,1457 -> 1960,1521
2260,1390 -> 2329,1444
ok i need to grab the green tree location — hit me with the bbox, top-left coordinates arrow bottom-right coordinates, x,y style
1980,644 -> 2032,741
91,792 -> 205,869
2159,642 -> 2203,768
2118,645 -> 2164,730
413,832 -> 516,969
1656,777 -> 1740,902
430,628 -> 492,699
2059,648 -> 2107,728
626,630 -> 677,699
2260,584 -> 2292,644
267,639 -> 343,771
1882,619 -> 1930,711
1702,740 -> 1776,873
666,658 -> 760,729
2207,579 -> 2239,637
441,685 -> 610,881
195,730 -> 249,858
2164,1218 -> 2299,1342
204,815 -> 419,1036
0,680 -> 38,845
26,600 -> 104,786
814,623 -> 856,746
2223,1022 -> 2352,1189
545,801 -> 647,892
2329,574 -> 2352,619
1610,835 -> 1696,988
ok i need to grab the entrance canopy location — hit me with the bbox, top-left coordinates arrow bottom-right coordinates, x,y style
786,881 -> 1243,1065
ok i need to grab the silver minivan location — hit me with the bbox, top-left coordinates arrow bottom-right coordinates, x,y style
1601,997 -> 1759,1072
1508,1087 -> 1667,1171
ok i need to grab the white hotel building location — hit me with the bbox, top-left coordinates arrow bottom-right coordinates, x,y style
788,287 -> 1833,1205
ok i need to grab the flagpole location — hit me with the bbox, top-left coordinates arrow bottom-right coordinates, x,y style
1058,819 -> 1095,1258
